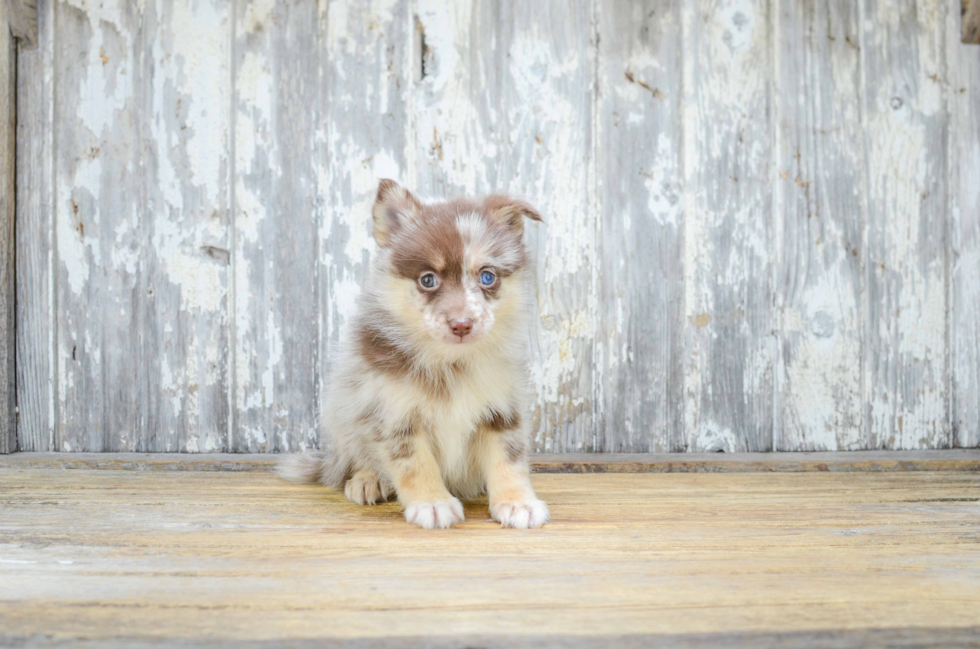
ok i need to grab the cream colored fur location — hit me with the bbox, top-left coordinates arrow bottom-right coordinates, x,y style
279,182 -> 548,530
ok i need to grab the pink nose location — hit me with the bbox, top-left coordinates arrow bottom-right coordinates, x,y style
450,318 -> 473,338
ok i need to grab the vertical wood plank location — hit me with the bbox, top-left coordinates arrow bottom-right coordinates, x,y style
15,0 -> 54,450
681,0 -> 775,452
232,0 -> 319,452
140,0 -> 231,452
594,1 -> 684,452
54,1 -> 143,451
0,1 -> 15,453
948,0 -> 980,446
862,0 -> 949,449
414,1 -> 596,452
774,0 -> 865,450
317,0 -> 413,446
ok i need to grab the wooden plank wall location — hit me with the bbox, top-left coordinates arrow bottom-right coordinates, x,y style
0,1 -> 17,454
13,0 -> 980,453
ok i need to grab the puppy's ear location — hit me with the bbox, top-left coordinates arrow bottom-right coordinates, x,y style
373,179 -> 422,247
484,195 -> 543,236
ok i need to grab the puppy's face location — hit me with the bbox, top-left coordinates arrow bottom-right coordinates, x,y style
372,180 -> 541,347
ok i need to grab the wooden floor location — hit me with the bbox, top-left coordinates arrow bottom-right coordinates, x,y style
1,464 -> 979,647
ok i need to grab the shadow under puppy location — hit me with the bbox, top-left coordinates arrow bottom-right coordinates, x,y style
279,179 -> 549,530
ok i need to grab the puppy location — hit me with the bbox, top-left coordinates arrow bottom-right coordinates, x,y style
278,179 -> 549,530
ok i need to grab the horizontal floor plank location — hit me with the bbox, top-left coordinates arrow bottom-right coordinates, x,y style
1,450 -> 979,473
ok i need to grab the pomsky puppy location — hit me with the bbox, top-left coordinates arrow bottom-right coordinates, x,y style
278,179 -> 549,530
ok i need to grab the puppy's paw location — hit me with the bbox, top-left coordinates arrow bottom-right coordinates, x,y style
344,470 -> 391,505
491,498 -> 550,529
404,498 -> 465,529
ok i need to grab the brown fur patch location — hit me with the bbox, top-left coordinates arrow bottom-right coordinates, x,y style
388,423 -> 415,460
373,179 -> 422,247
358,319 -> 465,400
482,407 -> 521,432
504,436 -> 527,464
478,271 -> 503,300
390,206 -> 466,285
357,323 -> 413,378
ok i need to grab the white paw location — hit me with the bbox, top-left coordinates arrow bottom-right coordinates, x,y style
404,498 -> 465,529
491,498 -> 550,529
344,472 -> 391,505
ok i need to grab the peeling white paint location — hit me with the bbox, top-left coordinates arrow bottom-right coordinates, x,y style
29,0 -> 973,454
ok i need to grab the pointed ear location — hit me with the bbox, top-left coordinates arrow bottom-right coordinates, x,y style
373,179 -> 422,247
484,195 -> 543,236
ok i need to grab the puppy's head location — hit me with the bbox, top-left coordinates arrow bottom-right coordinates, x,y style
371,179 -> 541,348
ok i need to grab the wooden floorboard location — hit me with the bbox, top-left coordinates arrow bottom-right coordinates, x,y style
1,469 -> 979,647
3,450 -> 980,473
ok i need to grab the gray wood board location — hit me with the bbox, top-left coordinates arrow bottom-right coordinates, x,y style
0,1 -> 15,453
862,0 -> 949,449
595,0 -> 685,452
52,1 -> 143,451
774,0 -> 865,450
3,449 -> 980,472
681,0 -> 775,452
13,0 -> 979,452
232,0 -> 318,452
14,0 -> 52,452
141,0 -> 232,453
949,0 -> 980,447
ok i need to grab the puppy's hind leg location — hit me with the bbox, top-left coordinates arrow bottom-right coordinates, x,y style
344,468 -> 393,505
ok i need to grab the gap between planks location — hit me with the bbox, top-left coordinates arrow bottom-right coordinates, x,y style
1,450 -> 979,473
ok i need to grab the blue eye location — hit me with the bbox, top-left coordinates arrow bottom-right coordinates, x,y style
419,273 -> 438,289
480,270 -> 496,286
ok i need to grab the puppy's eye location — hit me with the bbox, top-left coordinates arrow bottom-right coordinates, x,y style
419,273 -> 439,289
480,270 -> 496,286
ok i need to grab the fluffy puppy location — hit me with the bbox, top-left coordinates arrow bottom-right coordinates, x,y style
278,179 -> 549,530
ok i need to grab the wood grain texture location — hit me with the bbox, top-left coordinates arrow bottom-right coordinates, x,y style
949,0 -> 980,446
413,0 -> 596,452
13,0 -> 52,452
862,0 -> 949,449
0,1 -> 14,454
232,0 -> 318,453
5,629 -> 980,649
141,0 -> 231,452
595,1 -> 685,452
681,0 -> 774,452
774,0 -> 865,450
316,0 -> 413,450
13,1 -> 980,453
53,0 -> 144,451
1,469 -> 979,643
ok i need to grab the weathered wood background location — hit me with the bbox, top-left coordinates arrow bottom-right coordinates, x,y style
13,0 -> 980,453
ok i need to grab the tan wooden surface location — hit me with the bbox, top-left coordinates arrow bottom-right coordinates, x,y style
1,468 -> 979,647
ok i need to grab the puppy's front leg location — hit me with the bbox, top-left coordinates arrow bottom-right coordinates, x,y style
380,421 -> 463,529
475,415 -> 549,529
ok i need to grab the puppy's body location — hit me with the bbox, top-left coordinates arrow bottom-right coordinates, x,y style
280,180 -> 548,529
